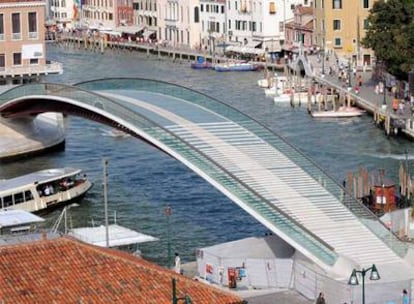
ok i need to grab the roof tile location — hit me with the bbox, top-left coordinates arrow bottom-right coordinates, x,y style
0,236 -> 244,303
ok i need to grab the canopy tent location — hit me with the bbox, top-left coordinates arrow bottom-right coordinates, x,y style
69,224 -> 158,248
225,45 -> 265,55
115,25 -> 145,35
142,29 -> 156,40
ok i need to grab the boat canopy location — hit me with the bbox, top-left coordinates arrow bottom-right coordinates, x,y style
0,209 -> 44,228
68,224 -> 158,247
0,168 -> 83,193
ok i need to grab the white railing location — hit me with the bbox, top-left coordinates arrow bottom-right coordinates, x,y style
12,33 -> 21,40
28,32 -> 38,39
0,61 -> 63,77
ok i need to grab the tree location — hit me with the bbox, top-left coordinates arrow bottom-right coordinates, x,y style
362,0 -> 414,79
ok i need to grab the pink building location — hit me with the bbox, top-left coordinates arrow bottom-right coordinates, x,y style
284,5 -> 314,54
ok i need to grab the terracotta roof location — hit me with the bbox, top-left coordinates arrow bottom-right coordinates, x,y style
0,236 -> 244,303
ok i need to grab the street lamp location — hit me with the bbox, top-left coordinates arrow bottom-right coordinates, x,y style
165,205 -> 172,268
348,264 -> 381,304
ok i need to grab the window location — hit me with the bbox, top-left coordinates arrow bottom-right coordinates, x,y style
0,54 -> 4,70
333,0 -> 342,9
14,193 -> 24,204
28,12 -> 37,39
12,13 -> 21,40
194,7 -> 199,23
363,18 -> 369,29
363,0 -> 369,8
200,4 -> 203,12
221,5 -> 224,13
334,37 -> 342,47
24,191 -> 33,201
279,21 -> 283,32
228,19 -> 231,30
206,4 -> 209,12
30,58 -> 39,64
333,19 -> 341,30
235,1 -> 237,10
269,2 -> 276,14
13,53 -> 22,65
3,195 -> 13,207
0,14 -> 3,40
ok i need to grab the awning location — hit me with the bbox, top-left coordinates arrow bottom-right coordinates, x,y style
115,25 -> 145,35
99,30 -> 122,37
143,29 -> 156,39
226,45 -> 265,55
262,40 -> 282,52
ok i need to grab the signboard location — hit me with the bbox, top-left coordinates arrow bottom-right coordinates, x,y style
22,44 -> 43,59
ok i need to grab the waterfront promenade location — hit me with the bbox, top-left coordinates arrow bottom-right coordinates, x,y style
53,32 -> 285,70
292,53 -> 414,137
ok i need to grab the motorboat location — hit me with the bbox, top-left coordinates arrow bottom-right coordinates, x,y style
191,61 -> 213,69
264,76 -> 289,97
0,168 -> 92,213
215,62 -> 260,72
311,106 -> 366,118
191,56 -> 213,69
258,73 -> 287,88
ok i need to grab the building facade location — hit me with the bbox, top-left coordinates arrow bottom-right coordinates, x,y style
132,0 -> 157,40
49,0 -> 78,29
225,0 -> 308,56
0,0 -> 62,85
284,4 -> 314,53
313,0 -> 375,67
157,0 -> 201,48
82,0 -> 116,29
199,0 -> 225,54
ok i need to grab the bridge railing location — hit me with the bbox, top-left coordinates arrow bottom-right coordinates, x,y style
75,78 -> 408,258
0,79 -> 407,259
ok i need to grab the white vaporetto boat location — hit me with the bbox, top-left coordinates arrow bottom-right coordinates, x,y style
0,168 -> 92,213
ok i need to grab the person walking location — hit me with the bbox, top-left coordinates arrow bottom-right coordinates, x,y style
402,289 -> 409,304
174,252 -> 181,274
316,292 -> 326,304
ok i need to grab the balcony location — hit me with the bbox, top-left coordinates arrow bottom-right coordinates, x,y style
0,61 -> 63,78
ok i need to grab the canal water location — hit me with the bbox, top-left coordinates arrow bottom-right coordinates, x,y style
1,45 -> 413,266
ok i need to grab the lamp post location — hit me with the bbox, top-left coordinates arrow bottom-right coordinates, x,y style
165,205 -> 172,268
348,264 -> 381,304
348,58 -> 352,89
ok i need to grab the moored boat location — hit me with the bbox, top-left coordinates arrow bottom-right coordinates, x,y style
191,61 -> 213,69
311,106 -> 366,118
0,168 -> 92,213
215,62 -> 260,72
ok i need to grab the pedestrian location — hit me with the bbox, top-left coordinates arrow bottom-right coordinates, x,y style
316,292 -> 326,304
402,289 -> 409,304
174,252 -> 181,274
357,75 -> 363,87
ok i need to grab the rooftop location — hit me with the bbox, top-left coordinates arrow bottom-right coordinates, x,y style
0,236 -> 244,303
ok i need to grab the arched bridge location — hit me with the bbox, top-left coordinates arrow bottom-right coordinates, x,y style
0,79 -> 412,280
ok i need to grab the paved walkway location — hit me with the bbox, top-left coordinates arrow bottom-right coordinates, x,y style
181,262 -> 312,304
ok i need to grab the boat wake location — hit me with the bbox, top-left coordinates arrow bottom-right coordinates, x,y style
100,128 -> 130,138
364,152 -> 414,160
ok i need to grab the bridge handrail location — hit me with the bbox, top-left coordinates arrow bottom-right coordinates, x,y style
74,78 -> 407,257
0,80 -> 338,265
